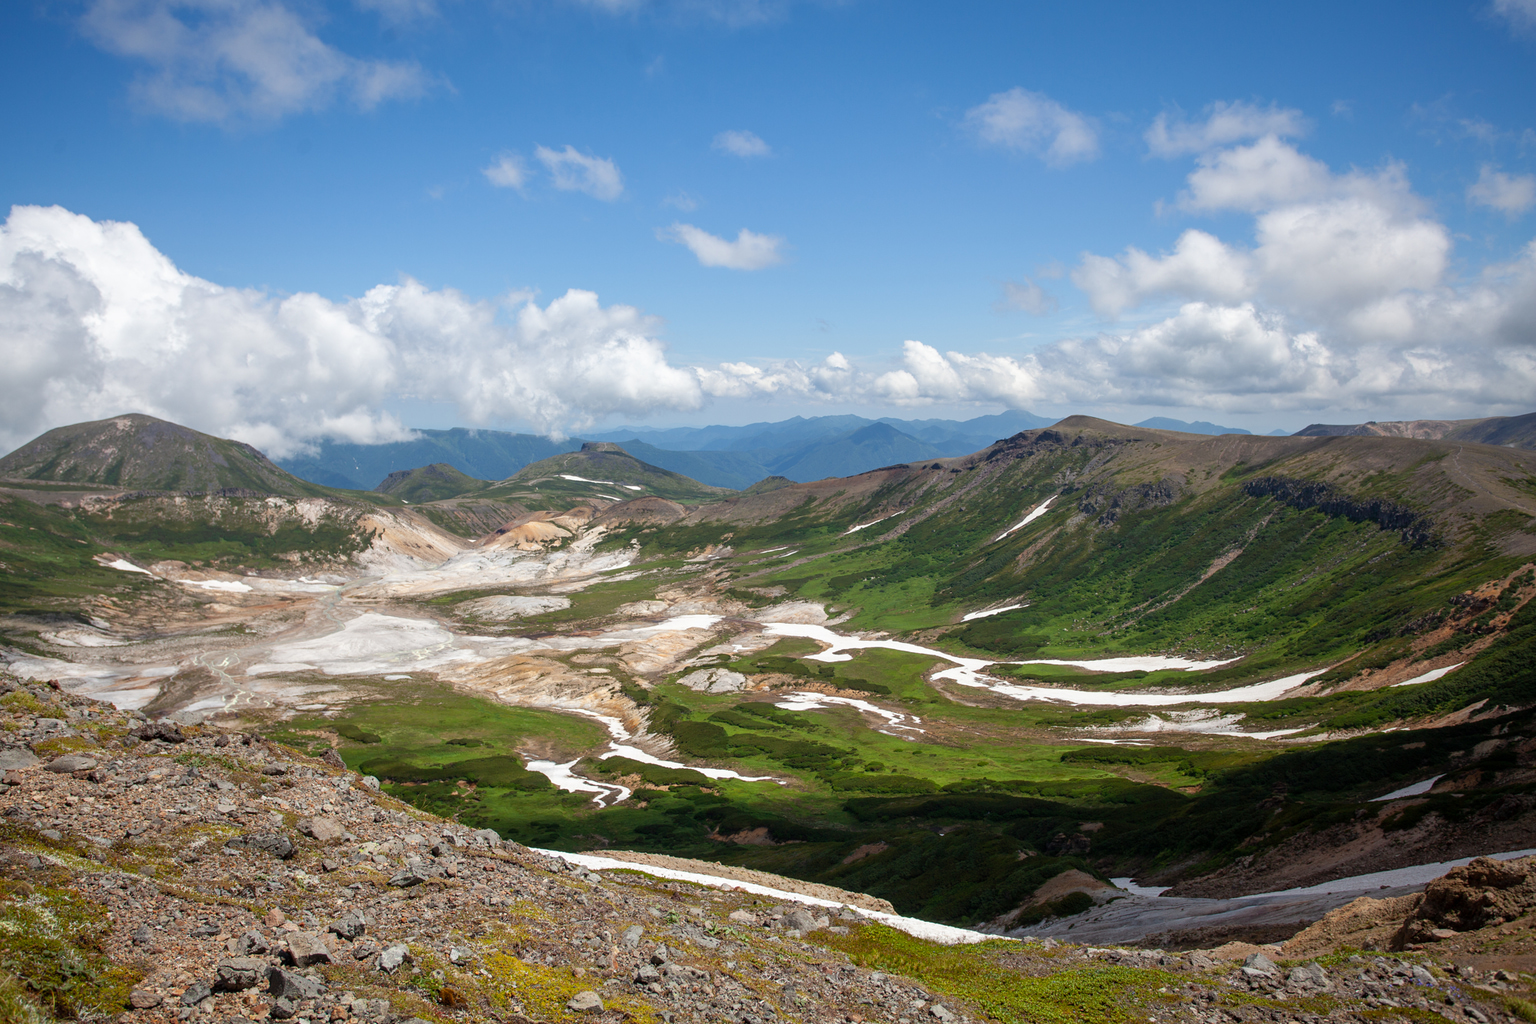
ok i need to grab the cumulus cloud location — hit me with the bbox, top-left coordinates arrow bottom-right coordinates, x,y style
482,153 -> 529,191
996,278 -> 1058,315
1468,164 -> 1536,217
79,0 -> 430,123
712,130 -> 771,158
1073,230 -> 1252,318
0,205 -> 704,456
964,87 -> 1099,167
1178,135 -> 1337,212
535,145 -> 624,201
1145,100 -> 1308,157
660,223 -> 784,270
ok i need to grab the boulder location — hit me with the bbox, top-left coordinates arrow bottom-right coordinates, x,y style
130,721 -> 185,743
377,944 -> 410,972
179,981 -> 211,1007
128,988 -> 162,1008
266,967 -> 325,1001
214,958 -> 266,991
44,754 -> 98,773
285,931 -> 333,967
567,990 -> 604,1013
300,816 -> 345,842
0,747 -> 40,771
327,910 -> 367,941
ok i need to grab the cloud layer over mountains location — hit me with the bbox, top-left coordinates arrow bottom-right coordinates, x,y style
1,112 -> 1533,457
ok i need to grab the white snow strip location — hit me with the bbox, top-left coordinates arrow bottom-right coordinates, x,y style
995,496 -> 1055,542
536,849 -> 1009,946
961,604 -> 1025,622
103,558 -> 157,577
383,674 -> 412,680
845,511 -> 905,535
563,709 -> 781,785
622,485 -> 643,491
775,692 -> 924,733
1016,654 -> 1244,673
525,759 -> 631,808
1238,849 -> 1536,900
1393,663 -> 1464,687
1110,877 -> 1169,897
1370,775 -> 1446,802
1088,709 -> 1308,739
560,474 -> 617,486
181,579 -> 254,593
762,622 -> 1321,708
597,494 -> 624,501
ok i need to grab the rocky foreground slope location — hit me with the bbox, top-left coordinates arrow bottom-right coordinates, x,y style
5,672 -> 1536,1024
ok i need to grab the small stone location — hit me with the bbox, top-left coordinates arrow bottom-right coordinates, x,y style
269,996 -> 296,1020
265,909 -> 287,928
321,858 -> 340,873
1286,962 -> 1329,989
286,931 -> 333,967
130,721 -> 185,744
567,990 -> 603,1013
622,924 -> 644,947
327,911 -> 366,941
728,910 -> 758,926
191,921 -> 221,937
46,754 -> 98,773
388,866 -> 427,887
930,1005 -> 956,1022
129,987 -> 163,1009
635,964 -> 661,985
300,816 -> 345,842
377,944 -> 410,972
39,829 -> 62,842
179,981 -> 212,1006
131,923 -> 154,946
215,958 -> 267,991
359,776 -> 380,791
266,967 -> 325,1001
1429,928 -> 1457,940
784,908 -> 821,933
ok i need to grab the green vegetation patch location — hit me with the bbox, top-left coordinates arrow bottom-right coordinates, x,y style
0,877 -> 142,1020
818,924 -> 1172,1024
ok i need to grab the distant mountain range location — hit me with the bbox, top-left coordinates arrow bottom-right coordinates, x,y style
1133,417 -> 1250,435
1296,410 -> 1536,449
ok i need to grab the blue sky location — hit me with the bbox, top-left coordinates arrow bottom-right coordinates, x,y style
1,0 -> 1534,454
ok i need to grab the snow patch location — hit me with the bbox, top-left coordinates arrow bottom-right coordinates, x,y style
845,511 -> 905,535
537,849 -> 1008,945
775,692 -> 924,735
961,604 -> 1025,622
1370,775 -> 1446,802
1393,663 -> 1464,687
995,496 -> 1055,542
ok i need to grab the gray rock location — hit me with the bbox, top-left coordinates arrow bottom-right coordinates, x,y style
224,832 -> 295,859
930,1006 -> 956,1022
190,921 -> 220,937
268,996 -> 296,1020
131,923 -> 154,946
130,721 -> 185,743
300,816 -> 345,842
635,964 -> 661,985
214,958 -> 266,991
45,754 -> 98,773
266,967 -> 325,1001
567,990 -> 604,1013
39,829 -> 62,842
377,944 -> 410,972
285,931 -> 332,966
0,747 -> 39,771
179,981 -> 211,1006
622,924 -> 644,947
388,866 -> 428,887
1286,962 -> 1330,989
229,930 -> 269,955
675,667 -> 748,693
327,910 -> 366,940
128,987 -> 162,1009
1243,952 -> 1278,976
783,908 -> 821,933
470,828 -> 500,846
359,775 -> 380,791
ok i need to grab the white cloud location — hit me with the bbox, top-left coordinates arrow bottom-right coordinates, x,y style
1179,135 -> 1336,212
482,153 -> 529,191
0,205 -> 703,456
1073,230 -> 1252,318
1145,100 -> 1308,158
996,278 -> 1058,315
964,87 -> 1099,167
1468,164 -> 1536,217
660,223 -> 784,270
534,145 -> 625,201
713,130 -> 771,158
1492,0 -> 1536,31
79,0 -> 429,123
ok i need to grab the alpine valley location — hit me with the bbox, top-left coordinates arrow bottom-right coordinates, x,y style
4,410 -> 1536,1023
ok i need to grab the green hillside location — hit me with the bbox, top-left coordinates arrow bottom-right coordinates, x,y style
374,462 -> 490,502
0,413 -> 334,497
471,441 -> 736,508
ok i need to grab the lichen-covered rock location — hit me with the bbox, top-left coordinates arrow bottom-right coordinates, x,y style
224,832 -> 295,859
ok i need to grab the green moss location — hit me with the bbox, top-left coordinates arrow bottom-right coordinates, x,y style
818,924 -> 1172,1024
0,882 -> 141,1020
